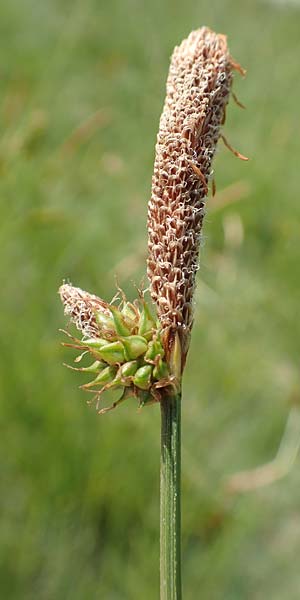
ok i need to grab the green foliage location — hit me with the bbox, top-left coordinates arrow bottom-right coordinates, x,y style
1,0 -> 300,598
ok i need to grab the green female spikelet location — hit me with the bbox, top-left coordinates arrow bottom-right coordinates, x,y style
59,283 -> 176,413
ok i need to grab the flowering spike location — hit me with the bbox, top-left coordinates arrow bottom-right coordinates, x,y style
147,27 -> 237,365
59,284 -> 185,411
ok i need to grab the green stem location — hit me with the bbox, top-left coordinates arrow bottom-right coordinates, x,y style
160,389 -> 182,600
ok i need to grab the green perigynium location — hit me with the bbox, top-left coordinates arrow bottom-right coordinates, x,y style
59,283 -> 176,414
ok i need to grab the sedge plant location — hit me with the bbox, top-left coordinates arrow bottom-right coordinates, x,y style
59,27 -> 246,600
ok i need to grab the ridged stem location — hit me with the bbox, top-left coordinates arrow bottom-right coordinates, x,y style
160,389 -> 182,600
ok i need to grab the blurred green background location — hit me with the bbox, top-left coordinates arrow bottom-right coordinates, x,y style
1,0 -> 300,598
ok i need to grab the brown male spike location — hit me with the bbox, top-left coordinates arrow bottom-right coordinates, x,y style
147,27 -> 235,368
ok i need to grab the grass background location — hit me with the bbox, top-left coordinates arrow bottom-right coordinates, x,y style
1,0 -> 300,598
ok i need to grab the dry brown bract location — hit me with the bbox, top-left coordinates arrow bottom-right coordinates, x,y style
147,27 -> 234,366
